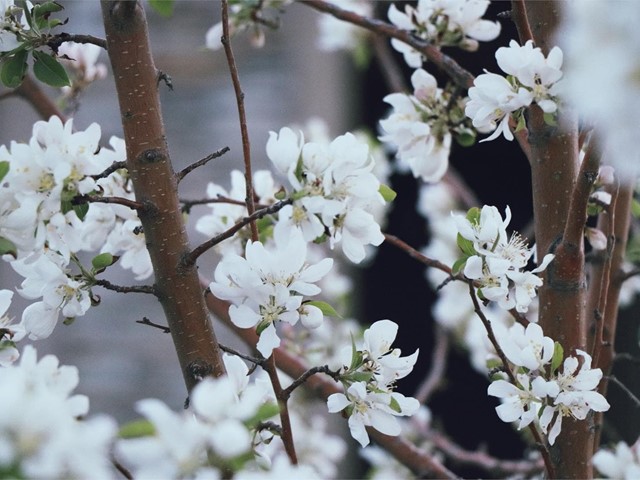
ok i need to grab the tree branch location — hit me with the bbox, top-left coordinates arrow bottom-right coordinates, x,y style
15,75 -> 67,121
302,0 -> 475,89
414,325 -> 449,404
46,32 -> 107,52
94,279 -> 157,295
72,194 -> 143,211
175,146 -> 230,183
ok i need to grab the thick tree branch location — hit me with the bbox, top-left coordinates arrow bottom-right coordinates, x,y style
101,0 -> 225,391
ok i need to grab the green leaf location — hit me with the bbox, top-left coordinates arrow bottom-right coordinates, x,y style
148,0 -> 175,17
0,237 -> 17,258
451,256 -> 468,275
379,184 -> 397,202
62,317 -> 75,325
543,112 -> 558,126
455,130 -> 476,148
245,401 -> 280,427
32,1 -> 64,18
515,111 -> 527,132
456,233 -> 476,257
92,253 -> 115,272
1,50 -> 29,88
32,50 -> 70,87
349,371 -> 374,383
551,341 -> 564,373
0,161 -> 9,183
119,419 -> 156,439
389,395 -> 402,413
349,333 -> 361,371
465,206 -> 481,224
73,202 -> 89,221
305,300 -> 340,318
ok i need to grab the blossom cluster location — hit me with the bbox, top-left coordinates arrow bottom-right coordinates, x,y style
266,127 -> 386,263
327,320 -> 420,447
380,68 -> 475,183
0,346 -> 116,478
388,0 -> 500,68
0,117 -> 151,351
466,40 -> 563,142
210,232 -> 333,357
488,323 -> 609,445
454,205 -> 554,313
316,0 -> 372,55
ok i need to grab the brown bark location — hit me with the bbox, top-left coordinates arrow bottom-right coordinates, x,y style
101,1 -> 225,391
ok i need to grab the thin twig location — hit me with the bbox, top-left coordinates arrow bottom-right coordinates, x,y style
92,161 -> 127,180
221,0 -> 258,241
46,33 -> 107,51
219,343 -> 265,366
264,354 -> 298,464
184,199 -> 292,267
302,0 -> 475,90
614,353 -> 640,365
414,325 -> 449,404
176,146 -> 230,183
180,195 -> 270,213
282,365 -> 342,400
72,194 -> 143,211
94,279 -> 157,296
112,456 -> 133,480
609,375 -> 640,408
467,281 -> 556,478
136,317 -> 170,333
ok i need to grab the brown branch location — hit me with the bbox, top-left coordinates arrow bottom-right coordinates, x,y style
46,32 -> 107,52
414,325 -> 449,403
302,0 -> 475,89
510,0 -> 534,44
282,365 -> 342,400
176,146 -> 230,183
184,198 -> 292,267
466,281 -> 555,478
219,343 -> 265,366
264,354 -> 298,464
608,375 -> 640,409
72,194 -> 143,211
202,284 -> 458,479
101,0 -> 225,390
95,279 -> 157,296
92,161 -> 127,180
221,0 -> 258,241
383,233 -> 453,275
136,317 -> 170,333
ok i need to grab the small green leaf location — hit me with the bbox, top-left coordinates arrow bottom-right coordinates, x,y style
0,237 -> 17,258
119,419 -> 156,439
73,202 -> 89,221
305,300 -> 340,318
32,50 -> 70,87
274,187 -> 287,200
1,50 -> 29,88
379,184 -> 397,202
389,395 -> 402,413
456,233 -> 476,257
245,401 -> 280,427
92,253 -> 115,272
551,341 -> 564,373
0,161 -> 9,183
349,333 -> 361,371
32,1 -> 64,18
451,256 -> 468,275
62,317 -> 75,325
349,371 -> 374,383
148,0 -> 175,17
515,111 -> 527,132
465,206 -> 481,224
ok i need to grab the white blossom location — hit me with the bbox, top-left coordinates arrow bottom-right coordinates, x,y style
593,440 -> 640,480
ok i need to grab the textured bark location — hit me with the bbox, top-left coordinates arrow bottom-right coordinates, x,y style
101,1 -> 225,391
525,2 -> 590,477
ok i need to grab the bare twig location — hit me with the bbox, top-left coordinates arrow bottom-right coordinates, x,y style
94,279 -> 157,296
73,194 -> 143,211
112,455 -> 133,480
264,354 -> 298,464
176,146 -> 230,183
136,317 -> 170,333
221,0 -> 258,241
414,325 -> 449,403
219,343 -> 265,366
282,365 -> 342,400
302,0 -> 475,89
184,199 -> 292,267
46,32 -> 107,51
92,161 -> 127,180
609,375 -> 640,408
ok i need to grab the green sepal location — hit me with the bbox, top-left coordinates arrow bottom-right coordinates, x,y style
550,341 -> 564,373
1,50 -> 29,88
32,50 -> 70,87
466,206 -> 481,224
119,419 -> 156,439
0,236 -> 17,258
0,161 -> 9,184
515,111 -> 527,132
274,187 -> 287,200
349,371 -> 374,383
486,357 -> 502,372
455,129 -> 476,147
349,333 -> 362,371
256,320 -> 270,336
148,0 -> 175,17
305,300 -> 340,318
62,317 -> 75,325
379,183 -> 397,202
92,252 -> 115,272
